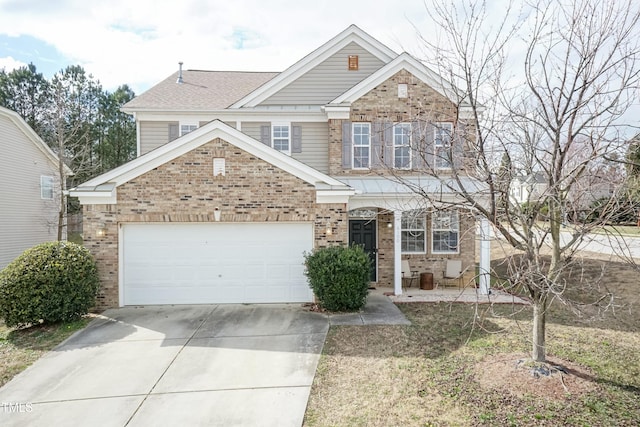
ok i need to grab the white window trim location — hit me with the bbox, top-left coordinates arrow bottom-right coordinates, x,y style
401,210 -> 426,254
352,122 -> 371,170
431,210 -> 460,254
434,122 -> 453,170
393,123 -> 412,170
271,122 -> 291,155
41,175 -> 54,200
180,121 -> 198,136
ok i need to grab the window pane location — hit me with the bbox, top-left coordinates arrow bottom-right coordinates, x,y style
272,125 -> 290,152
353,146 -> 370,168
432,210 -> 459,253
41,176 -> 54,199
401,210 -> 426,253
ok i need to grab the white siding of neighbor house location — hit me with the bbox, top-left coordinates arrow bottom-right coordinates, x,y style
0,113 -> 61,269
260,42 -> 386,105
241,121 -> 329,173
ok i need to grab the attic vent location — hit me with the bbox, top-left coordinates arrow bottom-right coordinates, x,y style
348,55 -> 359,71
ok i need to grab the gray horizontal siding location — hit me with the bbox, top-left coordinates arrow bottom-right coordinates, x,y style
292,122 -> 328,172
140,121 -> 172,155
241,121 -> 329,173
261,42 -> 386,106
0,114 -> 60,269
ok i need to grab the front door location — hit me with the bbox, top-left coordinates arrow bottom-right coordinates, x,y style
349,219 -> 377,282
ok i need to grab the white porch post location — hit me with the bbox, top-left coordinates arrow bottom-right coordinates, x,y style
393,209 -> 403,295
478,217 -> 491,295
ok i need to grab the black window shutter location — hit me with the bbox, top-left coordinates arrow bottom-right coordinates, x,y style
292,125 -> 302,153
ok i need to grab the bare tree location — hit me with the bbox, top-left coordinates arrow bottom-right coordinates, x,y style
403,0 -> 640,362
47,66 -> 102,241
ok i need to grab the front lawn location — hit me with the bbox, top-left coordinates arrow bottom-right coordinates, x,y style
304,256 -> 640,426
0,318 -> 92,388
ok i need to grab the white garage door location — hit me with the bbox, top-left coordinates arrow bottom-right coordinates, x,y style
121,223 -> 314,305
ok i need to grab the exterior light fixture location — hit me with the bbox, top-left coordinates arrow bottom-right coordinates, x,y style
213,207 -> 221,222
326,222 -> 333,236
96,224 -> 107,238
387,221 -> 393,229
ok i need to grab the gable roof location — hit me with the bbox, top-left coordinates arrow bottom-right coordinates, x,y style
122,70 -> 278,112
328,52 -> 480,117
0,106 -> 72,176
70,120 -> 353,204
229,25 -> 398,109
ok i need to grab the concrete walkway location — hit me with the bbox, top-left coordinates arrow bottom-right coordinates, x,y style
0,304 -> 328,427
327,292 -> 411,326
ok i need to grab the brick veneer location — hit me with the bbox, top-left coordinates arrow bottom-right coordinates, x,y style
334,69 -> 477,287
84,137 -> 347,309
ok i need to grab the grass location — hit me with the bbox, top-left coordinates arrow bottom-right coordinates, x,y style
304,255 -> 640,426
0,317 -> 92,388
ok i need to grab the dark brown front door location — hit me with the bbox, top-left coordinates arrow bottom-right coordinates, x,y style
349,219 -> 377,282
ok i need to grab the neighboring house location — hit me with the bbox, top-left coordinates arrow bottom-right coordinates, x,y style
70,25 -> 487,309
0,106 -> 72,269
510,172 -> 547,204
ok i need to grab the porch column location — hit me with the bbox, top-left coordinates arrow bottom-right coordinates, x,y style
478,217 -> 491,295
393,209 -> 403,295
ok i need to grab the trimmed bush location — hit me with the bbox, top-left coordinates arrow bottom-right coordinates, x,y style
0,241 -> 99,327
304,245 -> 371,312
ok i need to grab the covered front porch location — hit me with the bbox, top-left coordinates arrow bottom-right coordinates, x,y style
340,176 -> 492,297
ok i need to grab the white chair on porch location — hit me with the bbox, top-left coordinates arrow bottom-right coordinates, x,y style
401,260 -> 419,289
442,260 -> 467,288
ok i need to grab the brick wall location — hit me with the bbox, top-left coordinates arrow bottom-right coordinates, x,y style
84,137 -> 347,309
334,69 -> 477,288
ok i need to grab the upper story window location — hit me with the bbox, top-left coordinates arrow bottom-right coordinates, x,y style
352,123 -> 371,169
41,176 -> 54,199
434,122 -> 453,169
393,123 -> 411,169
272,124 -> 290,154
401,210 -> 426,254
180,121 -> 198,136
432,210 -> 459,254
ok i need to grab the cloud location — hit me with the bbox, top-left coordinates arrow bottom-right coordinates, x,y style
0,55 -> 27,71
0,0 -> 431,93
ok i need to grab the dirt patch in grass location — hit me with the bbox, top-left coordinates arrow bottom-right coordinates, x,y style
475,352 -> 598,401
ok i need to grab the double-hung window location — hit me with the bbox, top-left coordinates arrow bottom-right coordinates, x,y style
41,176 -> 54,199
401,210 -> 426,253
434,122 -> 453,169
352,123 -> 371,169
394,123 -> 411,169
180,122 -> 198,136
432,210 -> 459,253
272,124 -> 290,154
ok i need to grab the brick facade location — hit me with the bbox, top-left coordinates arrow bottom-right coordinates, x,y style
84,137 -> 347,309
336,70 -> 477,287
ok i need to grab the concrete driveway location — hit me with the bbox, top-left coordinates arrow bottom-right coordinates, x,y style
0,304 -> 329,427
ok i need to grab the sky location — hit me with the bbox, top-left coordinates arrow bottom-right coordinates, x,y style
0,0 -> 433,94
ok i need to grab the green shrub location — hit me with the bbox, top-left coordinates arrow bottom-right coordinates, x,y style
0,241 -> 99,327
304,245 -> 371,312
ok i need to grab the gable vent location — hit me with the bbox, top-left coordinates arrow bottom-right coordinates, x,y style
348,55 -> 359,71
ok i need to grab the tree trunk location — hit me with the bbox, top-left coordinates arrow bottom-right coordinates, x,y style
532,295 -> 547,362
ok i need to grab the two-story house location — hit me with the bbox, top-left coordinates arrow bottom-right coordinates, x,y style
1,106 -> 72,269
70,25 -> 488,309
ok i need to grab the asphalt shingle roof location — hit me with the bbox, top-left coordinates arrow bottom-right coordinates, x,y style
123,70 -> 279,111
